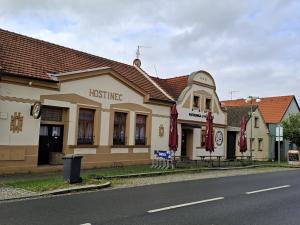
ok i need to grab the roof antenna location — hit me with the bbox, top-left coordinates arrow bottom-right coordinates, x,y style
153,65 -> 158,77
229,90 -> 239,100
133,45 -> 151,67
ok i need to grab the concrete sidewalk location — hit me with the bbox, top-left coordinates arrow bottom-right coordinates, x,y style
0,182 -> 111,201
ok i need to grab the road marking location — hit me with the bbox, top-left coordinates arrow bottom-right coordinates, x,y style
80,223 -> 91,225
147,197 -> 224,213
246,185 -> 291,195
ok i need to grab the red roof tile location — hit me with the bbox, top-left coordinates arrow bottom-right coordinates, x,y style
222,95 -> 296,124
0,28 -> 171,102
151,75 -> 188,100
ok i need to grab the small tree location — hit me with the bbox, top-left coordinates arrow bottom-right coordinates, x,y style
281,113 -> 300,148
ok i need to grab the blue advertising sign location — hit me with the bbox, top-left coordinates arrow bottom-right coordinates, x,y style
154,150 -> 171,159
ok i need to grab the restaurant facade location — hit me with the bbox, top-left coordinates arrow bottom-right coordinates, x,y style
0,28 -> 227,174
0,28 -> 177,174
152,71 -> 228,160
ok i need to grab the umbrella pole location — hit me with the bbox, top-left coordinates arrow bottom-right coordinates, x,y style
173,151 -> 176,169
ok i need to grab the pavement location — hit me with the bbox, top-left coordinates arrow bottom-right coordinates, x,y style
0,166 -> 292,201
0,182 -> 111,201
0,168 -> 300,225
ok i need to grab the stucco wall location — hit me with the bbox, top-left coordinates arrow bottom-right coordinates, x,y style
234,108 -> 269,160
0,72 -> 171,173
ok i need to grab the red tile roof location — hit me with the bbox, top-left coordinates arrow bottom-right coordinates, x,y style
151,75 -> 189,100
0,28 -> 171,102
222,95 -> 296,124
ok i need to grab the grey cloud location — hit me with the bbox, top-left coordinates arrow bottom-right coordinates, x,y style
0,0 -> 299,101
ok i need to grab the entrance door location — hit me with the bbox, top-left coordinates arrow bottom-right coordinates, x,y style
181,129 -> 187,157
227,131 -> 236,160
181,128 -> 193,160
38,125 -> 64,165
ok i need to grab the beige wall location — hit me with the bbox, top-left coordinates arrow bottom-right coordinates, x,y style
0,70 -> 171,174
235,108 -> 269,160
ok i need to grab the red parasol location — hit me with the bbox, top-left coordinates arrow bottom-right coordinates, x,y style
169,104 -> 178,152
205,111 -> 214,153
239,115 -> 247,153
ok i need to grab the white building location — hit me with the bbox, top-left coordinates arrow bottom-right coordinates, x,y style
152,71 -> 227,160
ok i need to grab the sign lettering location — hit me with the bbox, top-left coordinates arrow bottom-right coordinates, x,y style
89,89 -> 123,101
189,113 -> 207,118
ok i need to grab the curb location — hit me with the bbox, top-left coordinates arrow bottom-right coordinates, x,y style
101,165 -> 262,179
0,181 -> 111,202
43,181 -> 111,195
101,164 -> 300,179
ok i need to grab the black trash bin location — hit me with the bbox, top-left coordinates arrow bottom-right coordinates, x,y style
62,154 -> 83,183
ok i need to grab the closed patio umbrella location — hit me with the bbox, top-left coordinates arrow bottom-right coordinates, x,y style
169,104 -> 178,167
205,111 -> 214,163
239,115 -> 247,158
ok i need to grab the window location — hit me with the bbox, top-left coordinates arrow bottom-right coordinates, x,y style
193,96 -> 199,108
135,115 -> 146,145
41,106 -> 63,122
113,112 -> 127,145
39,126 -> 48,136
254,117 -> 259,128
205,98 -> 212,110
258,138 -> 263,151
201,129 -> 206,147
77,109 -> 94,145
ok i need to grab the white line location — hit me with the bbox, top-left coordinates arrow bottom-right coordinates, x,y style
246,185 -> 291,195
80,223 -> 91,225
147,197 -> 224,213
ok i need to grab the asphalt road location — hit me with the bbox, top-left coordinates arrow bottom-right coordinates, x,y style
1,169 -> 300,225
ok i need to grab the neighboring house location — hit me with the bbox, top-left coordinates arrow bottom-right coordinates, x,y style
0,28 -> 174,174
152,71 -> 227,160
226,106 -> 269,161
222,96 -> 300,161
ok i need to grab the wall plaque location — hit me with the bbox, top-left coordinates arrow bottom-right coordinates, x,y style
159,125 -> 164,137
10,112 -> 23,133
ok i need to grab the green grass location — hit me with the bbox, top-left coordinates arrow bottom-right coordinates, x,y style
5,176 -> 107,192
3,163 -> 296,193
82,165 -> 173,178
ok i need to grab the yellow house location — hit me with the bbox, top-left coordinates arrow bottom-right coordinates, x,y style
0,28 -> 174,174
226,106 -> 269,161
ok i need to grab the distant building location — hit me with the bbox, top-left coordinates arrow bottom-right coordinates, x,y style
222,96 -> 300,161
226,106 -> 269,161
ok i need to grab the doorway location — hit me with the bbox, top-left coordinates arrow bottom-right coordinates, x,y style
38,125 -> 64,165
181,129 -> 187,157
227,131 -> 236,160
181,128 -> 193,160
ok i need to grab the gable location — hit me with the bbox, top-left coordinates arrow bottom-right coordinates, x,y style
188,71 -> 216,89
60,73 -> 146,106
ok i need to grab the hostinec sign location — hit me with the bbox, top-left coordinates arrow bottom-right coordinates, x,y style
89,89 -> 123,101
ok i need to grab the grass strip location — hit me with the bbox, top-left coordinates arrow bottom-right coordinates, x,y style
5,176 -> 107,192
3,163 -> 296,193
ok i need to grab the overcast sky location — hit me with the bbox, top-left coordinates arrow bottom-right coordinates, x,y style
1,0 -> 299,101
